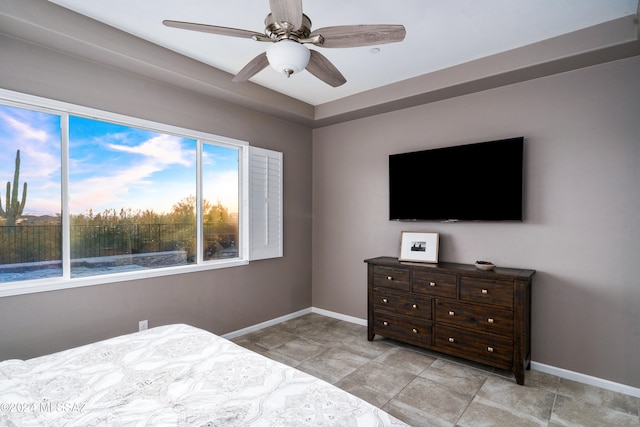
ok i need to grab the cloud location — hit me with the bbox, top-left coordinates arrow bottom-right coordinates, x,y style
69,134 -> 196,213
69,160 -> 169,212
107,134 -> 192,167
0,112 -> 49,142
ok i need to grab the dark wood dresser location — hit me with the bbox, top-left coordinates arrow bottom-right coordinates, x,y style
366,256 -> 535,385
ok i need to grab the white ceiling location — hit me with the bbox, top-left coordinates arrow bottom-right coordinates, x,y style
47,0 -> 638,106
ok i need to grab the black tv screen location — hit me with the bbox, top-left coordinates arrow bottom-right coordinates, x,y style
389,137 -> 524,221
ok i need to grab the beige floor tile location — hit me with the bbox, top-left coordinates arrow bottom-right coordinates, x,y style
339,360 -> 417,400
476,374 -> 555,423
373,346 -> 437,375
393,376 -> 474,424
296,347 -> 370,383
458,395 -> 549,427
524,369 -> 561,393
295,323 -> 355,346
558,378 -> 640,416
329,319 -> 367,337
232,338 -> 307,367
419,358 -> 490,395
437,352 -> 496,373
334,377 -> 393,408
383,398 -> 454,427
280,312 -> 339,330
237,327 -> 297,349
271,337 -> 327,364
551,394 -> 640,426
335,334 -> 394,359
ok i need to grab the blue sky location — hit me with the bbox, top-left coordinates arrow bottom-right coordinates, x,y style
0,104 -> 238,217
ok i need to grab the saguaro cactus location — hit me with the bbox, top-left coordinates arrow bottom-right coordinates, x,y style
0,150 -> 28,226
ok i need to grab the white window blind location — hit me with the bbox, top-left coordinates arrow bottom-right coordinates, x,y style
249,147 -> 283,260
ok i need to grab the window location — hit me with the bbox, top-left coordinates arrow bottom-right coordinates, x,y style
68,116 -> 201,277
202,142 -> 240,261
0,104 -> 62,282
0,89 -> 279,297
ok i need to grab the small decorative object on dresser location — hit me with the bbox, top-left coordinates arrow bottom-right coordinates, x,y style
365,256 -> 535,385
475,260 -> 496,270
398,231 -> 439,263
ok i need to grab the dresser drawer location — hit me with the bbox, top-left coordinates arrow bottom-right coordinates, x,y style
434,325 -> 512,369
412,270 -> 457,298
435,299 -> 513,337
374,312 -> 432,347
373,287 -> 431,319
459,276 -> 513,308
373,266 -> 410,291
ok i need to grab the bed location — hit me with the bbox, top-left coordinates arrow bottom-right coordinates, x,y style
0,323 -> 407,426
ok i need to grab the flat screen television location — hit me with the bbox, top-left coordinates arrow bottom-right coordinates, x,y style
389,137 -> 524,221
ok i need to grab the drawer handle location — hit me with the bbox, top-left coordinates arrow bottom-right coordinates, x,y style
387,276 -> 393,281
481,289 -> 488,294
429,282 -> 436,287
448,311 -> 455,316
412,328 -> 418,334
487,346 -> 494,353
448,337 -> 455,343
382,298 -> 388,303
487,318 -> 495,324
412,304 -> 418,309
383,321 -> 389,326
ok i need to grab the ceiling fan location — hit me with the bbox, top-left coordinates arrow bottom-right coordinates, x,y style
163,0 -> 406,87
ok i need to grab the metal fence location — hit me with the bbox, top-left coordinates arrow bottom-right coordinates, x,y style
0,223 -> 238,265
0,225 -> 61,264
70,223 -> 194,258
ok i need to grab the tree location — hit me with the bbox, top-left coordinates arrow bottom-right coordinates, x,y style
0,150 -> 28,226
204,199 -> 230,225
170,195 -> 196,223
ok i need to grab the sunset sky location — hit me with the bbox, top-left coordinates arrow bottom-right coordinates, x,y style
0,104 -> 238,217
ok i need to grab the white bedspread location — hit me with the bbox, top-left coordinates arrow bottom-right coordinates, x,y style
0,324 -> 407,426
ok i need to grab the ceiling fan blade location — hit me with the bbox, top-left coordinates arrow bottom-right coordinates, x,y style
269,0 -> 303,29
310,24 -> 406,48
232,52 -> 270,82
306,50 -> 346,87
163,20 -> 261,39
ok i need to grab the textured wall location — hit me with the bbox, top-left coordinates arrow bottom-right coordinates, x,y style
312,56 -> 640,387
0,34 -> 313,360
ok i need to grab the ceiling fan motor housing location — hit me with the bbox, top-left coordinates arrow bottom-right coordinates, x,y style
265,13 -> 312,40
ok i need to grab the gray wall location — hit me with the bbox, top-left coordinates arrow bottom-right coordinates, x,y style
0,35 -> 313,360
312,56 -> 640,388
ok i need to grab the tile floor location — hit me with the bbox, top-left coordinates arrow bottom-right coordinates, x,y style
232,313 -> 640,427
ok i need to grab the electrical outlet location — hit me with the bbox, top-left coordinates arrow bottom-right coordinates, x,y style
138,320 -> 148,331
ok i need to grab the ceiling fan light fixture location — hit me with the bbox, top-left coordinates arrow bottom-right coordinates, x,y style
266,39 -> 310,77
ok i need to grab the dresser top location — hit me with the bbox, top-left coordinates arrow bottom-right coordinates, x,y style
365,256 -> 535,280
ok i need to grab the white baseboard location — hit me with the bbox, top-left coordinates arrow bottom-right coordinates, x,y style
531,362 -> 640,398
224,306 -> 640,398
311,307 -> 367,326
221,307 -> 311,340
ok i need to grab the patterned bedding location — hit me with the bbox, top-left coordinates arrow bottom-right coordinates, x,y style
0,323 -> 407,426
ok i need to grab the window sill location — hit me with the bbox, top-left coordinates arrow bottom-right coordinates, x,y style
0,259 -> 249,298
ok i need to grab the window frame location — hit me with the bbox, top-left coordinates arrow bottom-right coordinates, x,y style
0,88 -> 250,297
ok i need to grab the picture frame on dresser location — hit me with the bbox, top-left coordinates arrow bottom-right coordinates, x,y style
399,231 -> 439,263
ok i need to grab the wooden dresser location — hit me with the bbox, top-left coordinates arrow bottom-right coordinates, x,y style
366,256 -> 535,385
